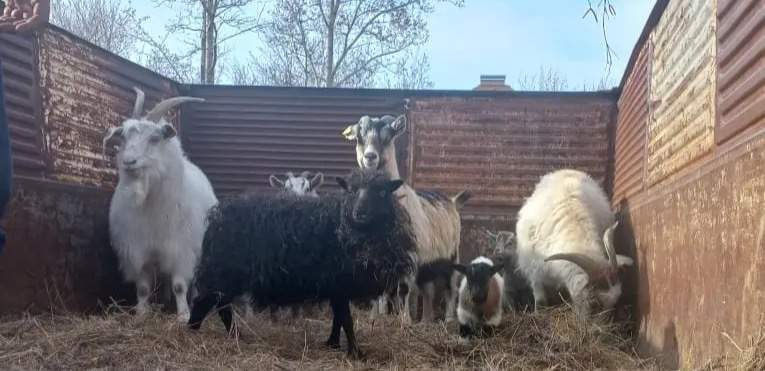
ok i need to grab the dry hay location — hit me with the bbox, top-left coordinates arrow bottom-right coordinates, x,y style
693,333 -> 765,371
0,305 -> 657,370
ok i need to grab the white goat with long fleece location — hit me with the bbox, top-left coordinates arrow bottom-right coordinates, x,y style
515,169 -> 633,319
343,115 -> 470,323
104,88 -> 218,322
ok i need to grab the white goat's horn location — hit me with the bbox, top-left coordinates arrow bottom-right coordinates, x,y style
545,253 -> 606,282
603,221 -> 619,270
145,96 -> 205,122
300,170 -> 311,178
132,87 -> 145,118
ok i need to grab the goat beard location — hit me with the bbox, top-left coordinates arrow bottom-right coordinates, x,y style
121,174 -> 150,206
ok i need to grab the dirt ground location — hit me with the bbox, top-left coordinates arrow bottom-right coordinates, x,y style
0,304 -> 760,370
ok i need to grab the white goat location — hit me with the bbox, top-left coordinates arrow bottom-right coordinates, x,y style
343,115 -> 470,323
269,171 -> 324,197
104,88 -> 218,322
515,169 -> 633,319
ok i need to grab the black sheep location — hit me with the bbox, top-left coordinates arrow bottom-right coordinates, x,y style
188,169 -> 415,358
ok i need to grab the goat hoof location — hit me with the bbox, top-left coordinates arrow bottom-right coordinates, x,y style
177,312 -> 191,323
325,339 -> 341,349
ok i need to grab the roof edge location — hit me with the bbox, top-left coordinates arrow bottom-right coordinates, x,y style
618,0 -> 669,91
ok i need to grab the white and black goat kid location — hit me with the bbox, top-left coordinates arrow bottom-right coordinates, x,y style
104,88 -> 217,322
515,169 -> 633,319
269,171 -> 324,197
454,257 -> 504,341
343,115 -> 470,323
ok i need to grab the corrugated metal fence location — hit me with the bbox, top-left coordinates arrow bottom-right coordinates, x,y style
180,86 -> 409,194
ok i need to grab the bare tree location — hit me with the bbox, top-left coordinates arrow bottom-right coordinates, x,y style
51,0 -> 145,58
516,66 -> 569,92
257,0 -> 462,88
583,0 -> 616,70
148,0 -> 265,84
383,50 -> 434,89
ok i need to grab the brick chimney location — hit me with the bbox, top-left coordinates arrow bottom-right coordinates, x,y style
473,75 -> 512,91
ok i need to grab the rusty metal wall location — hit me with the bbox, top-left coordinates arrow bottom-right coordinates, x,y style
647,0 -> 716,186
0,33 -> 45,176
0,178 -> 131,314
625,131 -> 765,368
613,42 -> 650,205
0,26 -> 182,314
38,27 -> 179,188
180,85 -> 408,194
613,0 -> 765,367
715,0 -> 765,144
407,94 -> 617,222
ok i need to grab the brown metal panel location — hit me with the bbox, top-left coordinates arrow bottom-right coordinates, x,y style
613,42 -> 650,204
408,95 -> 616,221
0,33 -> 45,176
716,0 -> 765,143
625,130 -> 765,368
0,178 -> 131,314
181,85 -> 408,194
647,0 -> 717,186
38,27 -> 179,189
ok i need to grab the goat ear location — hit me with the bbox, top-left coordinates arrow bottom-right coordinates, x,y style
336,177 -> 350,192
310,172 -> 324,190
269,175 -> 284,188
160,124 -> 177,139
342,124 -> 357,140
102,127 -> 124,159
386,180 -> 405,193
616,254 -> 633,268
452,264 -> 467,275
391,115 -> 407,136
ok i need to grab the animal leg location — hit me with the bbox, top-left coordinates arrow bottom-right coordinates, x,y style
337,298 -> 363,359
531,280 -> 548,311
135,270 -> 152,317
421,281 -> 436,322
400,276 -> 416,324
217,299 -> 236,335
444,272 -> 459,323
326,299 -> 342,349
172,275 -> 191,322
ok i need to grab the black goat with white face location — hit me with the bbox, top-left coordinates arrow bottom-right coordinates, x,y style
188,169 -> 415,358
454,257 -> 505,341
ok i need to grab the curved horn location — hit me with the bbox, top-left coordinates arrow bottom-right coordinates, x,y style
145,96 -> 205,122
545,253 -> 605,282
132,87 -> 145,118
285,171 -> 295,178
300,170 -> 311,178
603,221 -> 619,270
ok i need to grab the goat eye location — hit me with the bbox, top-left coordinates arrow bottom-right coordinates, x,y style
149,135 -> 161,143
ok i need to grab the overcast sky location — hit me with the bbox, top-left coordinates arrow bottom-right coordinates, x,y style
130,0 -> 656,90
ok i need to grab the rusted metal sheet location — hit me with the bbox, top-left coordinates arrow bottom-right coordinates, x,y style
38,27 -> 179,188
716,0 -> 765,144
0,177 -> 131,314
613,42 -> 650,205
0,33 -> 45,176
407,94 -> 617,221
622,129 -> 765,368
180,85 -> 408,194
647,0 -> 717,186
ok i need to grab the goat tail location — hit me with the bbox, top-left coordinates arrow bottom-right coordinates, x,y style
451,190 -> 471,209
